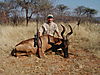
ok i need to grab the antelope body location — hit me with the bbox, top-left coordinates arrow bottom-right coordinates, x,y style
11,25 -> 73,58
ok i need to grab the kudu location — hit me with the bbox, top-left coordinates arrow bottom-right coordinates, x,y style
11,25 -> 73,58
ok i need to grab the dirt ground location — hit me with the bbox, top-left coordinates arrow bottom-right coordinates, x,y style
0,48 -> 99,75
0,23 -> 100,75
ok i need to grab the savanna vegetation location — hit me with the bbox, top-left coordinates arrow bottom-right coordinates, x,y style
0,0 -> 100,75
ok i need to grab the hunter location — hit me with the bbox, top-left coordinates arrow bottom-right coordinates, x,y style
39,14 -> 60,37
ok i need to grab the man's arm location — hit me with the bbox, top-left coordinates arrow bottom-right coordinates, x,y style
55,30 -> 60,37
54,24 -> 60,37
38,26 -> 43,36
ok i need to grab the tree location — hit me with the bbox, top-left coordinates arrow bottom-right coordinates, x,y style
74,6 -> 98,24
84,8 -> 97,18
74,6 -> 98,17
0,0 -> 20,24
74,6 -> 86,17
56,4 -> 69,21
16,0 -> 53,26
16,0 -> 35,26
57,4 -> 69,14
38,0 -> 53,21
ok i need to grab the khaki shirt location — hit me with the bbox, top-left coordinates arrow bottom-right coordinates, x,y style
39,22 -> 59,36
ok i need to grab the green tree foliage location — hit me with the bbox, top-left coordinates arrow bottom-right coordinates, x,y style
74,6 -> 86,17
74,6 -> 98,17
74,6 -> 98,23
0,0 -> 98,25
84,8 -> 97,17
56,4 -> 69,21
56,4 -> 69,15
16,0 -> 53,26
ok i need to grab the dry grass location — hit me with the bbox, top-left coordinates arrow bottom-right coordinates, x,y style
70,22 -> 100,58
0,22 -> 100,57
57,22 -> 100,57
0,22 -> 100,75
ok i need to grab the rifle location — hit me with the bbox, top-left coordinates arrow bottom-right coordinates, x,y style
34,1 -> 40,47
34,13 -> 39,47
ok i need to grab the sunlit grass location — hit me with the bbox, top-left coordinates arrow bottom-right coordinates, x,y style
0,22 -> 100,57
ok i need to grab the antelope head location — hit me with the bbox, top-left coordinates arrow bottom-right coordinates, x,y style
60,25 -> 73,58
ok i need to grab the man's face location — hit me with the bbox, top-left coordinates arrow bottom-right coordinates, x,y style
47,18 -> 54,22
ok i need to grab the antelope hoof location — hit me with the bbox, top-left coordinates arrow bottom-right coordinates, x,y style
39,54 -> 47,58
64,55 -> 69,58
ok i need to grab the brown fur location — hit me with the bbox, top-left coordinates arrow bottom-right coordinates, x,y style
11,25 -> 73,58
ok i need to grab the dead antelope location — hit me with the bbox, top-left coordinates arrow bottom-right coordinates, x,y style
11,25 -> 73,58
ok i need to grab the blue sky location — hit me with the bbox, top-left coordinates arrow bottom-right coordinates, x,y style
54,0 -> 100,17
0,0 -> 100,17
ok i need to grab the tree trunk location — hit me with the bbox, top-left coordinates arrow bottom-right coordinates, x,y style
26,9 -> 29,26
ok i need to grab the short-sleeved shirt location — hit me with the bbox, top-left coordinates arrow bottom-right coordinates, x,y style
39,22 -> 59,36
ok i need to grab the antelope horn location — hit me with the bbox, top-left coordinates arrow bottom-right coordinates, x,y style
61,25 -> 65,39
77,19 -> 81,26
66,25 -> 73,38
